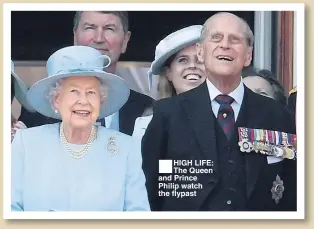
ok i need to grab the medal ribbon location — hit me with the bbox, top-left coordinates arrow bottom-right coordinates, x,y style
268,130 -> 273,145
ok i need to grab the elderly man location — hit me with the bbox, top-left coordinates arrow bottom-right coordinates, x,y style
142,12 -> 296,211
19,11 -> 153,135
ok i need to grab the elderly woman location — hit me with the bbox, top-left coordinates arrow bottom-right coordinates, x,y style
11,60 -> 33,141
242,66 -> 287,105
11,46 -> 150,211
132,25 -> 206,140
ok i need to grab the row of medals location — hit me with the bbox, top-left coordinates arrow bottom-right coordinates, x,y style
248,141 -> 296,160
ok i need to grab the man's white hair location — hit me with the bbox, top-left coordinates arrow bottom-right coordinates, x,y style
199,12 -> 254,47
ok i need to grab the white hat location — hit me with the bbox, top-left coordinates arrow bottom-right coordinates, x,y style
147,25 -> 203,91
26,46 -> 130,120
11,60 -> 35,112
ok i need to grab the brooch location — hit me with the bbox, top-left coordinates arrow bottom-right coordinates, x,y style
271,175 -> 284,204
107,136 -> 119,156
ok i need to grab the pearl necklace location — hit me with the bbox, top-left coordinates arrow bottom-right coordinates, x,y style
60,122 -> 97,159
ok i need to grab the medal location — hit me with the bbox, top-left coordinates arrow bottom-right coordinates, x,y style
238,128 -> 253,153
283,147 -> 295,159
252,142 -> 259,153
272,146 -> 284,157
238,127 -> 297,160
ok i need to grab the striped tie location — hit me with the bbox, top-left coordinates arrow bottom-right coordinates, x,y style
215,95 -> 235,140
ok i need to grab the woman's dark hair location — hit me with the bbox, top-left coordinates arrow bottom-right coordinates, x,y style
11,75 -> 15,103
242,66 -> 287,105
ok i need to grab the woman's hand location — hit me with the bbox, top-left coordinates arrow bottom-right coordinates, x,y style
11,121 -> 27,142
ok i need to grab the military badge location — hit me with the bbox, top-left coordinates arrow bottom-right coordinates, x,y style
271,175 -> 284,204
252,142 -> 260,153
283,147 -> 295,159
238,127 -> 297,160
238,128 -> 252,153
272,146 -> 284,157
238,139 -> 252,152
107,136 -> 119,156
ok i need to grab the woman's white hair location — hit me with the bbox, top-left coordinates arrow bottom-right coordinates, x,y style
47,78 -> 108,111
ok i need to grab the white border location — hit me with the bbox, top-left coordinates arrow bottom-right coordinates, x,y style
4,3 -> 305,220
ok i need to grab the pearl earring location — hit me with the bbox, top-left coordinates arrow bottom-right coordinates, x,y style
55,109 -> 58,114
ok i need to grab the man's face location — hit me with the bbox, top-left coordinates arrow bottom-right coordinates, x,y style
197,14 -> 253,79
74,12 -> 131,68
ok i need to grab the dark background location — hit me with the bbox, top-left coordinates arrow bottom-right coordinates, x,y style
11,11 -> 255,62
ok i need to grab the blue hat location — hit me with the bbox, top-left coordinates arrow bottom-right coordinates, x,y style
147,25 -> 203,91
26,46 -> 130,119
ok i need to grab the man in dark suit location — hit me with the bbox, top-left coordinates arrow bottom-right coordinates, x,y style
19,11 -> 153,135
142,12 -> 296,211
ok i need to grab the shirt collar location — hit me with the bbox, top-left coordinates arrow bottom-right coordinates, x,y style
206,77 -> 244,105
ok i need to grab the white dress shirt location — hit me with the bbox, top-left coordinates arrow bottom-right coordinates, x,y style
206,78 -> 244,121
132,115 -> 153,140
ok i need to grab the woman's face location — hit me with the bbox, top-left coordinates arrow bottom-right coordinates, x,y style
166,44 -> 206,94
53,76 -> 102,129
243,76 -> 275,99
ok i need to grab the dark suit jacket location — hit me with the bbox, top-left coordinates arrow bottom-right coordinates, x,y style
19,89 -> 153,136
142,82 -> 296,211
288,92 -> 296,113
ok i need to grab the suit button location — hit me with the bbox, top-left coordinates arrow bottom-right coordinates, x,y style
226,200 -> 232,205
228,160 -> 234,164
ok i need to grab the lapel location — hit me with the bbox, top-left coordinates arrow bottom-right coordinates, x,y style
119,105 -> 129,135
235,86 -> 268,198
179,82 -> 218,172
119,90 -> 136,135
